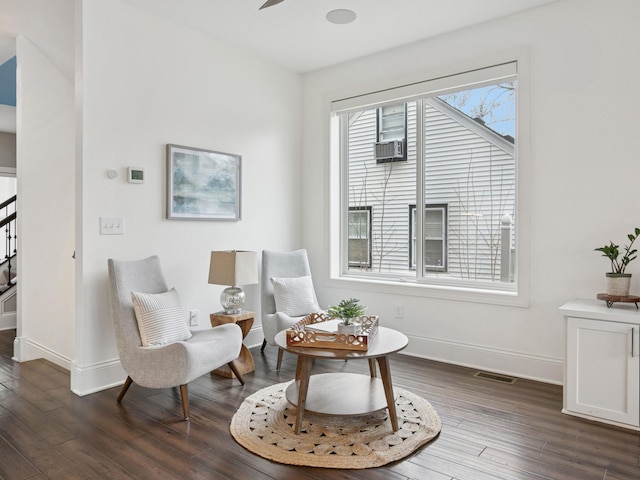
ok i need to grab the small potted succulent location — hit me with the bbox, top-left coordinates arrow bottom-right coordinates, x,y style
327,298 -> 366,334
594,226 -> 640,296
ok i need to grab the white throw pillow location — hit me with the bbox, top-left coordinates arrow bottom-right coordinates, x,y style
271,275 -> 320,317
131,288 -> 192,346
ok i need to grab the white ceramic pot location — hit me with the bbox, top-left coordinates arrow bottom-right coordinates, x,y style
605,273 -> 632,296
337,322 -> 358,335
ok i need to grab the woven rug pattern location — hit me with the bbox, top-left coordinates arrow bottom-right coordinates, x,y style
230,380 -> 441,469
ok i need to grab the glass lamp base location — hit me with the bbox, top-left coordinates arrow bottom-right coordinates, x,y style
221,286 -> 245,315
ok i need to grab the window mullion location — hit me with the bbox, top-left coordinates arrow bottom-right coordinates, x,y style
415,98 -> 425,280
340,114 -> 350,274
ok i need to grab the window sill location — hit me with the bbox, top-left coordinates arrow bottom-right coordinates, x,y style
325,273 -> 529,308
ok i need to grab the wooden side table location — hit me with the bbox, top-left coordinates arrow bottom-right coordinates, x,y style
210,310 -> 255,378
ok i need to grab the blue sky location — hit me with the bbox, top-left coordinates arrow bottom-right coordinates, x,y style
439,82 -> 515,138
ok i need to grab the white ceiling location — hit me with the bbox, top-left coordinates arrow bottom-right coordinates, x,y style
121,0 -> 558,73
0,0 -> 560,74
0,0 -> 559,133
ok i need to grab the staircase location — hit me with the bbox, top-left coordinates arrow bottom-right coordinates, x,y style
0,194 -> 16,330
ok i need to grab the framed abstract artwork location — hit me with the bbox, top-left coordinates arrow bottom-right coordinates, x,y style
166,144 -> 241,221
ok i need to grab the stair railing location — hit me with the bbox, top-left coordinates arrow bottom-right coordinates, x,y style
0,195 -> 16,286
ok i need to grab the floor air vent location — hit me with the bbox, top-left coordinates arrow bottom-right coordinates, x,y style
473,371 -> 517,384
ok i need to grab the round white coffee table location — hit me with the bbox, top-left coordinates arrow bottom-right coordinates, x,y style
274,326 -> 408,434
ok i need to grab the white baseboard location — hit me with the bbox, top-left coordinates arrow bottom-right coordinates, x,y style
244,325 -> 562,385
403,334 -> 563,385
71,358 -> 127,396
15,328 -> 561,395
244,325 -> 561,384
0,313 -> 16,330
12,336 -> 126,396
561,408 -> 640,432
12,336 -> 71,370
13,326 -> 267,396
0,289 -> 16,331
245,325 -> 264,349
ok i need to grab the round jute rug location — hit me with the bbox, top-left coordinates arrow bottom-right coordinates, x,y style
229,380 -> 441,469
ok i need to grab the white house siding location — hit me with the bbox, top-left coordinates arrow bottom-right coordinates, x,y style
348,103 -> 417,274
347,99 -> 515,281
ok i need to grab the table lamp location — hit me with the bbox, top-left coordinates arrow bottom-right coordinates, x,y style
208,250 -> 258,314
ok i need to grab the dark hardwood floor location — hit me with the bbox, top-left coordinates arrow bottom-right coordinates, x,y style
0,328 -> 638,479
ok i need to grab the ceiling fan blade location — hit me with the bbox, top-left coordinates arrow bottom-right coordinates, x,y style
259,0 -> 285,9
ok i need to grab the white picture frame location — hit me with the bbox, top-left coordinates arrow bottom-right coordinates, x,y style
166,144 -> 241,221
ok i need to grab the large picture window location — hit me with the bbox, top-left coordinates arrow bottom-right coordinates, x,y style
334,62 -> 519,294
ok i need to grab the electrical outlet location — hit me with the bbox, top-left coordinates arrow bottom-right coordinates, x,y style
189,309 -> 199,326
395,304 -> 404,319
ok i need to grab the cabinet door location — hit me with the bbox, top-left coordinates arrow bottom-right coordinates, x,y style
567,317 -> 639,426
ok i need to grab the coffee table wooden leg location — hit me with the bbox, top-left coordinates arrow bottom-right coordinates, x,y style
368,358 -> 377,377
295,356 -> 302,381
295,357 -> 314,381
376,355 -> 399,431
294,356 -> 313,435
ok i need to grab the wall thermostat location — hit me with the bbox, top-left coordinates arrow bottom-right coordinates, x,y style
128,167 -> 144,184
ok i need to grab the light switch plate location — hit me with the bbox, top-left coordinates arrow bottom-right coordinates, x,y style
100,217 -> 124,235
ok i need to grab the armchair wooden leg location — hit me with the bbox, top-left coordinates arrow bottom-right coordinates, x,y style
227,361 -> 245,385
260,338 -> 267,352
117,376 -> 133,403
179,384 -> 190,421
276,348 -> 284,372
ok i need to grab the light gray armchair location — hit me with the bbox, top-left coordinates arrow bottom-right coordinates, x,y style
260,249 -> 320,370
108,255 -> 244,421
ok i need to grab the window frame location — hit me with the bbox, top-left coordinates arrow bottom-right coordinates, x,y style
329,54 -> 531,308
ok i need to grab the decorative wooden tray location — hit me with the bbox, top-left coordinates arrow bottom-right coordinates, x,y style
285,312 -> 379,351
597,293 -> 640,309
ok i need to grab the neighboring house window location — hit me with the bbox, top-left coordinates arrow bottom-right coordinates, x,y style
377,104 -> 407,142
348,207 -> 372,268
409,204 -> 447,272
376,104 -> 407,163
333,61 -> 520,296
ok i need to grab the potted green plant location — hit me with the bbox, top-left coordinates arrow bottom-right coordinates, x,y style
327,298 -> 366,334
594,227 -> 640,296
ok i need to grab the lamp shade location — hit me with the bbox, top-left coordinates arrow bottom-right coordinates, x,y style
208,250 -> 258,286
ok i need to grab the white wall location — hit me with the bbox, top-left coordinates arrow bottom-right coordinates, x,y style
302,0 -> 640,383
72,0 -> 302,393
0,132 -> 16,169
19,0 -> 637,393
14,0 -> 75,367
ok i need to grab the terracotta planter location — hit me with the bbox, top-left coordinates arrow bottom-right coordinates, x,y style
605,273 -> 632,296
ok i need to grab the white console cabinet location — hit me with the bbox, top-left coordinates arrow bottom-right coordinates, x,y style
560,299 -> 640,429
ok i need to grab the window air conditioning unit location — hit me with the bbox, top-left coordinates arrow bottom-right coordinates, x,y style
374,139 -> 405,163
